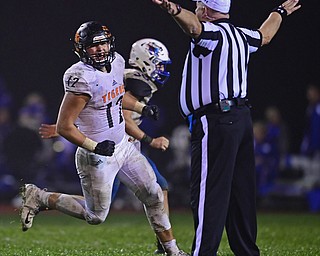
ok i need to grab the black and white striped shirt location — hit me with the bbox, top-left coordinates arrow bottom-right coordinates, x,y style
179,19 -> 262,117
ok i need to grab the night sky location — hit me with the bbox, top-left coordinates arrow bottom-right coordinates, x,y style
1,0 -> 319,152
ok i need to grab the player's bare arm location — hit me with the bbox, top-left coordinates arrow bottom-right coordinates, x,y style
123,109 -> 146,141
39,123 -> 59,139
259,0 -> 301,46
56,92 -> 115,156
123,108 -> 169,151
123,91 -> 146,113
152,0 -> 202,38
56,92 -> 89,147
123,91 -> 159,120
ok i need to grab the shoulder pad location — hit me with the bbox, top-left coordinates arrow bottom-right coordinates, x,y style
125,78 -> 151,99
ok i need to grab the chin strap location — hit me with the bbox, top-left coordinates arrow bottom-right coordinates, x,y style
105,63 -> 111,72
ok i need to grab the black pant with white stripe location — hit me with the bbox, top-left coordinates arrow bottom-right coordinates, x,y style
190,106 -> 260,256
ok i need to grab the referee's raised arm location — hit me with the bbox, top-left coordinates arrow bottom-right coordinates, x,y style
152,0 -> 301,43
259,0 -> 301,46
152,0 -> 203,38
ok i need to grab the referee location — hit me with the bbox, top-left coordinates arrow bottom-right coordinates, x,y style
151,0 -> 301,255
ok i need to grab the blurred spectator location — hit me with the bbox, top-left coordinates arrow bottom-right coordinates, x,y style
300,82 -> 320,158
0,81 -> 17,201
168,125 -> 191,171
265,105 -> 289,159
283,82 -> 320,190
164,125 -> 191,208
0,83 -> 13,164
3,92 -> 54,189
253,121 -> 279,197
270,82 -> 320,212
46,136 -> 80,193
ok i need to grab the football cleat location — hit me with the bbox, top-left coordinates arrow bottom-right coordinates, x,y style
154,249 -> 166,255
154,237 -> 165,254
20,184 -> 43,232
166,250 -> 190,256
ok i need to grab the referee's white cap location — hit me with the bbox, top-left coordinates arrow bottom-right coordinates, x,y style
192,0 -> 231,13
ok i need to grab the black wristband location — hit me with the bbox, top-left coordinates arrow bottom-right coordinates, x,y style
271,5 -> 287,20
171,4 -> 182,16
141,134 -> 153,144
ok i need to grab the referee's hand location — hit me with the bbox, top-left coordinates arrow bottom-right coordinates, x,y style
279,0 -> 301,16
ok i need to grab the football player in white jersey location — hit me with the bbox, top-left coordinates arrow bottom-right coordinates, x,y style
114,38 -> 172,254
20,21 -> 188,256
38,38 -> 174,254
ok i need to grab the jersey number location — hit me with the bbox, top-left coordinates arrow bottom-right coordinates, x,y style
67,76 -> 80,87
105,96 -> 123,128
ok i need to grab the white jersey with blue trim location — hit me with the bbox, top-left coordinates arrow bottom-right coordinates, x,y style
63,52 -> 126,144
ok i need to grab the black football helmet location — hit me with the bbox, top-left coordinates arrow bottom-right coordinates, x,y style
73,21 -> 115,70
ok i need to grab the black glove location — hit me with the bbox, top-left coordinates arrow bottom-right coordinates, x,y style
93,140 -> 115,156
142,105 -> 159,120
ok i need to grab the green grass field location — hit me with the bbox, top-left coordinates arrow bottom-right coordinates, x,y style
0,209 -> 319,256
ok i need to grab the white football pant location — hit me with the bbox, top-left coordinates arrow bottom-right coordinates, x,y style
75,134 -> 171,232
